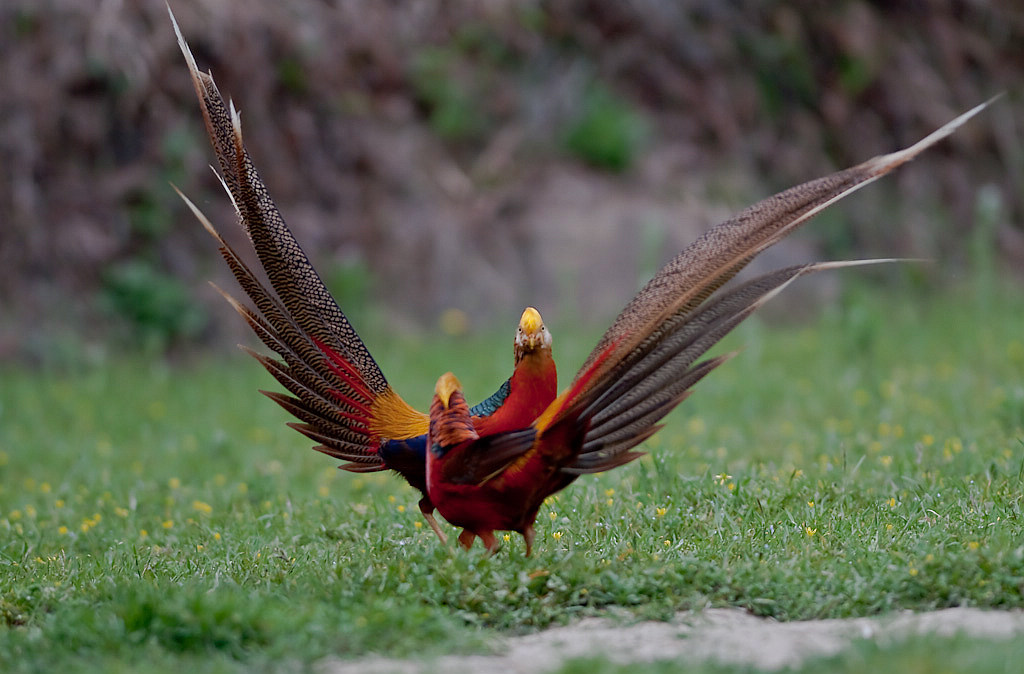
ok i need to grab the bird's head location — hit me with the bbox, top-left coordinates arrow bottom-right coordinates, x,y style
429,372 -> 478,456
514,306 -> 553,364
434,371 -> 463,410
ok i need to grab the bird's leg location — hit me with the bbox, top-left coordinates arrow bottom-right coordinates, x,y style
479,531 -> 499,556
457,529 -> 477,550
522,524 -> 536,557
418,498 -> 447,544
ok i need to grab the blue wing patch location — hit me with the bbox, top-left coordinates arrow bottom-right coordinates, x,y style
469,378 -> 511,417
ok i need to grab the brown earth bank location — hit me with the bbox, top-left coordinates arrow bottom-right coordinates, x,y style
1,1 -> 1020,361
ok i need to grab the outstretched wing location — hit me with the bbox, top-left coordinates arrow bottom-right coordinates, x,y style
558,260 -> 894,475
574,99 -> 996,394
529,100 -> 994,474
170,9 -> 427,473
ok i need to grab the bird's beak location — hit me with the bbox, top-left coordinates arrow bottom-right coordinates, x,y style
520,306 -> 542,335
435,372 -> 462,410
517,306 -> 547,350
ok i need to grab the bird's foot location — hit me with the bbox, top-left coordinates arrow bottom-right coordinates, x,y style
421,512 -> 448,544
457,529 -> 476,550
479,531 -> 498,556
523,525 -> 535,557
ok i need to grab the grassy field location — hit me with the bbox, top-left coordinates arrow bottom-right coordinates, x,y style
1,280 -> 1023,673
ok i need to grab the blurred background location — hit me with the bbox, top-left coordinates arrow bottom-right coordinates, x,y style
0,0 -> 1020,366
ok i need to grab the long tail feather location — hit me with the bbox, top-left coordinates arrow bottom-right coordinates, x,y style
561,259 -> 901,473
171,9 -> 435,488
169,6 -> 387,393
575,100 -> 996,392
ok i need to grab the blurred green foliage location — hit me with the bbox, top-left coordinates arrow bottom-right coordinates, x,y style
744,34 -> 819,119
100,260 -> 206,350
323,256 -> 373,327
564,84 -> 648,172
96,121 -> 207,350
410,47 -> 491,143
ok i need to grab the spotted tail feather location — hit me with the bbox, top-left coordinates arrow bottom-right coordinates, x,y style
559,260 -> 900,475
576,99 -> 997,393
170,6 -> 386,395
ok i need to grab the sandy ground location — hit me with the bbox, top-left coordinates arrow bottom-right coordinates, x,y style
316,607 -> 1024,674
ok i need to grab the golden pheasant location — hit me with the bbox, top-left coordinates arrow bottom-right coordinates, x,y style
171,6 -> 993,552
170,10 -> 557,543
425,100 -> 995,554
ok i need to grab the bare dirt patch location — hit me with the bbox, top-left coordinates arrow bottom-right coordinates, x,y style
316,607 -> 1024,674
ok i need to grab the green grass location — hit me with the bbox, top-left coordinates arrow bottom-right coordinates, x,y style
1,281 -> 1023,673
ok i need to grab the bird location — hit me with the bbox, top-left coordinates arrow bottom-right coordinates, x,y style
169,8 -> 557,543
170,6 -> 994,552
425,100 -> 995,555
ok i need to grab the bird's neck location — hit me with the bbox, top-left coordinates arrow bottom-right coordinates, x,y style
482,348 -> 557,434
428,393 -> 478,457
